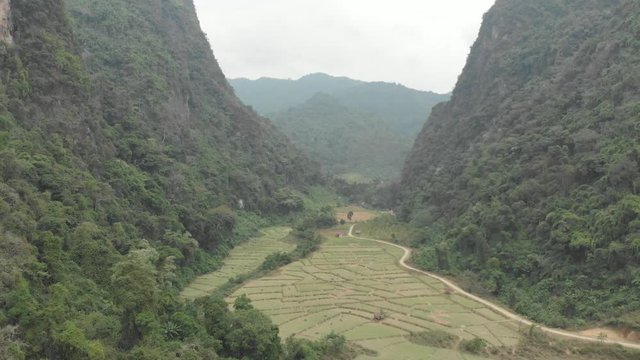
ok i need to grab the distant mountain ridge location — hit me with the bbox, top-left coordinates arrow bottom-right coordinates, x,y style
270,93 -> 411,180
230,73 -> 364,115
230,73 -> 450,137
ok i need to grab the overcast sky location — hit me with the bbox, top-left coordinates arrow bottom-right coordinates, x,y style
193,1 -> 495,93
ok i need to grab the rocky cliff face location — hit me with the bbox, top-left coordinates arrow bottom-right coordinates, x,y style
0,0 -> 11,44
401,0 -> 640,326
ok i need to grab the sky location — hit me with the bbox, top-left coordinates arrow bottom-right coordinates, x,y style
193,0 -> 495,93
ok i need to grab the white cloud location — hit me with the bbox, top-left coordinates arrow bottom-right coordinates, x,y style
194,0 -> 495,93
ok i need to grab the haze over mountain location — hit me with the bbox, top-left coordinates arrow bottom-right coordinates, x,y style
401,0 -> 640,329
193,0 -> 495,92
231,74 -> 449,181
270,93 -> 411,181
230,73 -> 450,137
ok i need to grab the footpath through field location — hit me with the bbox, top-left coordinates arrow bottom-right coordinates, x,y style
230,225 -> 522,360
348,225 -> 640,351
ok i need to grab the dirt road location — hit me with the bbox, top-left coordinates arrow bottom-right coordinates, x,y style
348,225 -> 640,351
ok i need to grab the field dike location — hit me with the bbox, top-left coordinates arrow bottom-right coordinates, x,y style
229,228 -> 523,359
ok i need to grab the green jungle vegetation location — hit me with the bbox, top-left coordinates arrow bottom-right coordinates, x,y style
230,73 -> 449,181
399,0 -> 640,331
0,0 -> 359,359
2,0 -> 640,358
269,93 -> 411,180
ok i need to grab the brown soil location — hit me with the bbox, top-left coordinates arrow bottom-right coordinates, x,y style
579,327 -> 640,342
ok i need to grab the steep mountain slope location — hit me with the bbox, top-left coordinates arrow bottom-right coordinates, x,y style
0,0 -> 318,358
67,0 -> 318,209
401,0 -> 640,328
230,73 -> 449,138
271,93 -> 411,180
336,81 -> 449,136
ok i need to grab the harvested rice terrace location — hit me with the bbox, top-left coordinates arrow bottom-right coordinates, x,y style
229,235 -> 523,359
181,226 -> 294,299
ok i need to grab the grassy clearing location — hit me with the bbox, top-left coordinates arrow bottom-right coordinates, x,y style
229,234 -> 524,359
336,206 -> 380,223
303,186 -> 344,211
180,227 -> 294,299
357,214 -> 423,245
336,172 -> 374,184
406,329 -> 460,349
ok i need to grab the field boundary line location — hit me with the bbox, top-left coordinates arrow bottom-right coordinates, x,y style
348,225 -> 640,350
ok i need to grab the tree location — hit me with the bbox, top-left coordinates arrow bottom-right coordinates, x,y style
347,211 -> 354,221
233,294 -> 253,311
110,247 -> 159,348
0,325 -> 26,360
52,321 -> 105,360
223,309 -> 282,360
274,188 -> 304,214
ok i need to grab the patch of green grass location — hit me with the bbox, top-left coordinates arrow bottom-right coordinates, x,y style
460,338 -> 488,354
406,329 -> 460,349
356,215 -> 423,245
336,173 -> 374,184
342,323 -> 407,340
303,186 -> 344,211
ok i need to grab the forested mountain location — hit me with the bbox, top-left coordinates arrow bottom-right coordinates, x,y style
0,0 -> 319,358
231,74 -> 447,181
230,73 -> 450,138
401,0 -> 640,328
230,73 -> 363,115
333,81 -> 449,137
271,93 -> 411,180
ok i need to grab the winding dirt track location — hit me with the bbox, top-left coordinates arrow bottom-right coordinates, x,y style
348,225 -> 640,351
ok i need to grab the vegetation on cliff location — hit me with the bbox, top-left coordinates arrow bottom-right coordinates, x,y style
401,0 -> 640,328
0,0 -> 329,358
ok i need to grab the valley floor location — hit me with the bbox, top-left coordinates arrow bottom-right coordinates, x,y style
348,226 -> 640,352
229,228 -> 522,359
180,208 -> 640,359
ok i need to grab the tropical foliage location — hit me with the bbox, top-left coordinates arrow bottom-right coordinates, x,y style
0,0 -> 331,358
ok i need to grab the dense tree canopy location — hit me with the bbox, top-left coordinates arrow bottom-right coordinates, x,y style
0,0 -> 326,358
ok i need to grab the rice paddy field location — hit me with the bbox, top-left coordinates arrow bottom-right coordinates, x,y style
228,234 -> 524,359
181,226 -> 294,299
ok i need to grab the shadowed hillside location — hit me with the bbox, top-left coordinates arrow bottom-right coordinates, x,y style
270,93 -> 411,180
